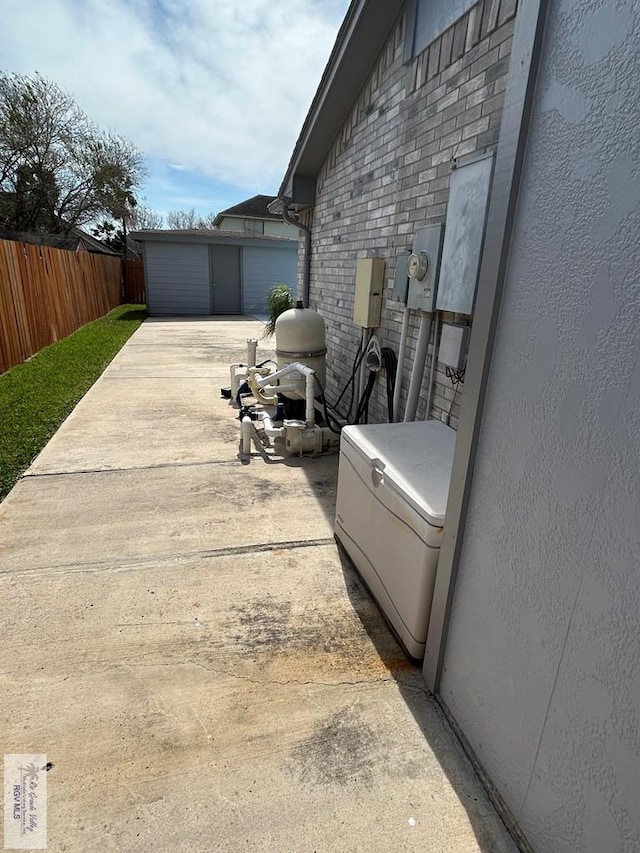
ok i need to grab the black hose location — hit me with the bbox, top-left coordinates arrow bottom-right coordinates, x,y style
327,338 -> 366,421
322,341 -> 399,427
381,347 -> 397,422
354,370 -> 376,424
321,393 -> 343,434
334,343 -> 365,416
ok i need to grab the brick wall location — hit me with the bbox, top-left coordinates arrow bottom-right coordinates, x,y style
301,0 -> 517,427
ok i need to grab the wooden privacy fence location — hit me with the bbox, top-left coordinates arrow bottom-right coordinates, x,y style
122,258 -> 146,304
0,239 -> 122,374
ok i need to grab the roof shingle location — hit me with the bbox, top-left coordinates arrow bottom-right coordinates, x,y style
215,195 -> 281,221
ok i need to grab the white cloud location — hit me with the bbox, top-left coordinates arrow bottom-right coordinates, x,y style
1,0 -> 349,191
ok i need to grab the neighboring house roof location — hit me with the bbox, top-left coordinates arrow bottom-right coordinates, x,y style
73,228 -> 122,255
130,229 -> 297,246
212,195 -> 282,227
0,227 -> 119,256
277,0 -> 404,205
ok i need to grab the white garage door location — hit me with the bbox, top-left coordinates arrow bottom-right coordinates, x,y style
145,242 -> 210,315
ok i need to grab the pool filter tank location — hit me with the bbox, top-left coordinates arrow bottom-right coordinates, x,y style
234,302 -> 339,458
274,301 -> 326,396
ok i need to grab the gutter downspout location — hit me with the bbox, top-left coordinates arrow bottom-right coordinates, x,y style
281,205 -> 311,309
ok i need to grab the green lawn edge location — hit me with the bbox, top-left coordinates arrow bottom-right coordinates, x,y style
0,304 -> 147,501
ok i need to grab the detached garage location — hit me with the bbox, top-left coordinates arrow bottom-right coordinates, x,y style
131,230 -> 298,316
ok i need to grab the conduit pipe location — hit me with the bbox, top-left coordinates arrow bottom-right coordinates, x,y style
392,306 -> 411,421
425,312 -> 440,421
403,312 -> 433,422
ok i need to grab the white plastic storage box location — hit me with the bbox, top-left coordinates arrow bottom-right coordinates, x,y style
335,420 -> 456,659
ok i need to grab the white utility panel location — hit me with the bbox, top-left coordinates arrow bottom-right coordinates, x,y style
353,258 -> 384,327
439,323 -> 469,369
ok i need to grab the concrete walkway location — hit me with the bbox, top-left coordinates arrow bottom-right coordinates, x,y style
0,318 -> 516,852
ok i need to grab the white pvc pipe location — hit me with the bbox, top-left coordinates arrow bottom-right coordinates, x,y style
305,370 -> 315,426
259,383 -> 297,397
393,307 -> 410,422
241,416 -> 252,455
254,362 -> 316,426
255,411 -> 285,438
404,312 -> 433,422
246,338 -> 258,367
255,361 -> 314,387
230,362 -> 243,391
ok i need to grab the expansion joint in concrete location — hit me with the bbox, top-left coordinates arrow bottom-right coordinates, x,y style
0,538 -> 337,577
21,459 -> 241,479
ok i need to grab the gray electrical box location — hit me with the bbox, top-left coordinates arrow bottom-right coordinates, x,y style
391,249 -> 410,303
439,323 -> 470,369
437,152 -> 494,314
407,224 -> 444,312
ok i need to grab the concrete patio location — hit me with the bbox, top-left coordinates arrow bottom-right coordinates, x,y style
0,317 -> 517,852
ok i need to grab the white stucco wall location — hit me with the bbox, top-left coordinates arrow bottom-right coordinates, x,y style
440,1 -> 640,850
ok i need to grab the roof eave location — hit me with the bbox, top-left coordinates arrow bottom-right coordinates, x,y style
129,230 -> 297,247
278,0 -> 406,204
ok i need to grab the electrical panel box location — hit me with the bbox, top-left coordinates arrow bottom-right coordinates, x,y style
407,224 -> 444,312
391,250 -> 410,303
437,152 -> 494,314
439,323 -> 470,369
354,258 -> 385,328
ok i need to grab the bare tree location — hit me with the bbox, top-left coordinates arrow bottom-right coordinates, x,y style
166,208 -> 216,230
130,204 -> 163,230
165,208 -> 198,230
196,212 -> 217,229
0,72 -> 145,234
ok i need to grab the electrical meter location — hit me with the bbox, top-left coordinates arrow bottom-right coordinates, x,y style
407,251 -> 429,281
407,225 -> 444,312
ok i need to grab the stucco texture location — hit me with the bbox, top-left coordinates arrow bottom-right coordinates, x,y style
440,0 -> 640,851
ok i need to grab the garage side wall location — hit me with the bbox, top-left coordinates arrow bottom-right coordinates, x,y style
304,0 -> 516,425
242,246 -> 298,316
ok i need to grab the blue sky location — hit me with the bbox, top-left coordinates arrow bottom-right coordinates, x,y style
2,0 -> 350,222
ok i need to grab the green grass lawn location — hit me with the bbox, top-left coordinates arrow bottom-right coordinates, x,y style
0,304 -> 147,501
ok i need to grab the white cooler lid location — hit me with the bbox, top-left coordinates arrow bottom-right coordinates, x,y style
340,420 -> 456,526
